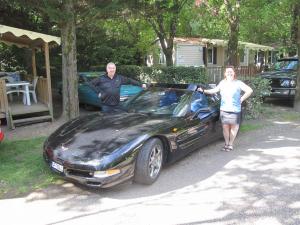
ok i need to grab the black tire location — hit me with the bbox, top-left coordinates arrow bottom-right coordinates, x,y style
134,138 -> 164,185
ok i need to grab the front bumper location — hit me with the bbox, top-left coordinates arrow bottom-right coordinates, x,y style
265,88 -> 296,99
43,152 -> 135,188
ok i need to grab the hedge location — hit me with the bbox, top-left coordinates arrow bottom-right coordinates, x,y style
117,65 -> 208,84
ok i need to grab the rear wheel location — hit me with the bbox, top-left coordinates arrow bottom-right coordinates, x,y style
134,138 -> 164,185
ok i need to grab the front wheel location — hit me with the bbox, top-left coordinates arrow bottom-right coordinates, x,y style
134,138 -> 164,185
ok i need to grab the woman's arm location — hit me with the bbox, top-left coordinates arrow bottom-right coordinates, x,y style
197,83 -> 221,95
240,82 -> 253,103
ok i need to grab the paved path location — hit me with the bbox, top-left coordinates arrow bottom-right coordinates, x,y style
1,111 -> 300,225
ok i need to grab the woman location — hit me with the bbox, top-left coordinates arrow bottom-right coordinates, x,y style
198,66 -> 253,151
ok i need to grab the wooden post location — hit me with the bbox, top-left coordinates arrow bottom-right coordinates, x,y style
44,42 -> 53,121
31,48 -> 37,78
265,50 -> 269,65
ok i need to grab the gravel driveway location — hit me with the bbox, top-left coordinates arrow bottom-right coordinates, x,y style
1,104 -> 300,225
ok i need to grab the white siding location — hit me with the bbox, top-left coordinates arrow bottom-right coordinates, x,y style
175,44 -> 204,66
240,48 -> 249,66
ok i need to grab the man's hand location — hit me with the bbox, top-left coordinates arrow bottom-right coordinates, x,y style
142,83 -> 147,89
98,93 -> 101,98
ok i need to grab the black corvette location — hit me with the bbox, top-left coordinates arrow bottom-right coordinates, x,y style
43,85 -> 223,188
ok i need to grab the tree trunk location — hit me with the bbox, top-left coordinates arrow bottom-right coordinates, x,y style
227,18 -> 239,67
294,3 -> 300,111
225,0 -> 240,67
164,48 -> 174,66
157,36 -> 174,66
61,0 -> 79,119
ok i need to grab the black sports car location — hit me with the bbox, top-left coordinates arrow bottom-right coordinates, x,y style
43,85 -> 223,188
261,57 -> 298,100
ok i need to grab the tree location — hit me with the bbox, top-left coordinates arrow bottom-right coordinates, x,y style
224,0 -> 240,66
124,0 -> 190,66
60,0 -> 79,119
12,0 -> 82,119
195,0 -> 241,66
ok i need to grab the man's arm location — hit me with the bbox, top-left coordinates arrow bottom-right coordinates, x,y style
120,75 -> 141,86
88,77 -> 102,94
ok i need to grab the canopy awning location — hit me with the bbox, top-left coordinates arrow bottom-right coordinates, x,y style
174,37 -> 274,51
0,24 -> 61,49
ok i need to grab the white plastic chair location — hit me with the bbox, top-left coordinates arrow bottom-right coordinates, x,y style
28,77 -> 38,103
5,76 -> 23,101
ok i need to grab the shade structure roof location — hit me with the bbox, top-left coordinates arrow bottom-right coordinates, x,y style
174,37 -> 274,51
0,24 -> 61,49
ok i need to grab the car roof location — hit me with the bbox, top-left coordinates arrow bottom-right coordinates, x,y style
78,71 -> 105,77
277,57 -> 298,62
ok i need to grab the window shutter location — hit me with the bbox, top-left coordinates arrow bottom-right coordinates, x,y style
203,47 -> 207,65
213,47 -> 217,64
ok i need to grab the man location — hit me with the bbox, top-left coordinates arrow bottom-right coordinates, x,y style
89,62 -> 146,113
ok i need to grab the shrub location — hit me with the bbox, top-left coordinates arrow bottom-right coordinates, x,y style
117,65 -> 142,80
118,65 -> 208,84
243,77 -> 271,119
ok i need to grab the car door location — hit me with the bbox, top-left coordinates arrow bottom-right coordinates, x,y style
175,92 -> 212,152
78,75 -> 101,107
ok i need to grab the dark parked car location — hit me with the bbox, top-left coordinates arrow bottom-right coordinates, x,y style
43,85 -> 223,188
261,57 -> 298,100
58,72 -> 143,108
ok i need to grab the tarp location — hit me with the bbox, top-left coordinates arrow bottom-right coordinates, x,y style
0,24 -> 61,49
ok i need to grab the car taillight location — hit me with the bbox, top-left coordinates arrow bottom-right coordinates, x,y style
0,130 -> 4,142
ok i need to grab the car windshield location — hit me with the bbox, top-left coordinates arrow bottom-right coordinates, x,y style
273,60 -> 298,71
123,88 -> 192,117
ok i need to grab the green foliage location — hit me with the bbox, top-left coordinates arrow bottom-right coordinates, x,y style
141,66 -> 208,84
117,65 -> 143,79
240,0 -> 292,46
243,77 -> 271,119
117,65 -> 208,84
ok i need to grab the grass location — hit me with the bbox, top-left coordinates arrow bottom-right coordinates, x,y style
0,137 -> 62,199
261,104 -> 300,121
240,123 -> 264,132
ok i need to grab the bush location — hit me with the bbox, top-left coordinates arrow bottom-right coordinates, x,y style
118,65 -> 208,84
117,65 -> 142,80
243,77 -> 271,119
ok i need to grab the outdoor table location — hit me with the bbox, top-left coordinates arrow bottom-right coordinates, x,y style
6,81 -> 31,106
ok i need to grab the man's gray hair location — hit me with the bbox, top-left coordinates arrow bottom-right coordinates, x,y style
107,62 -> 116,68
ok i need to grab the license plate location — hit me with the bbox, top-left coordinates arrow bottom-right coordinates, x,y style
51,161 -> 64,172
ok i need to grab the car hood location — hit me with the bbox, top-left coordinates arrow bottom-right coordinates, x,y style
46,113 -> 172,164
261,70 -> 297,79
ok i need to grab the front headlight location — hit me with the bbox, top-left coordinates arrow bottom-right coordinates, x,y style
290,80 -> 296,87
93,169 -> 121,178
280,79 -> 290,87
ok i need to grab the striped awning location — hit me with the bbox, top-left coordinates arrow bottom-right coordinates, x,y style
0,24 -> 61,49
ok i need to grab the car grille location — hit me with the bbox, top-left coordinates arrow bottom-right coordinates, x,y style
269,78 -> 281,88
65,168 -> 93,178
